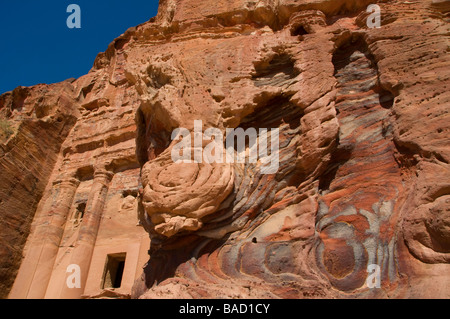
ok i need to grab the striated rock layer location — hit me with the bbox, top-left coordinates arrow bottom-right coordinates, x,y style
1,0 -> 449,299
0,83 -> 79,298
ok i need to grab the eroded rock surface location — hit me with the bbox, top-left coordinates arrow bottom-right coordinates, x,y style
132,0 -> 450,299
0,82 -> 79,298
1,0 -> 449,299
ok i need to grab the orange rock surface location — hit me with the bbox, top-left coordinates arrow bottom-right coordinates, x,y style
0,0 -> 449,299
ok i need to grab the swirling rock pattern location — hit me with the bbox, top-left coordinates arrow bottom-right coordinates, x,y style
2,0 -> 449,299
131,0 -> 449,299
140,139 -> 235,238
314,38 -> 402,292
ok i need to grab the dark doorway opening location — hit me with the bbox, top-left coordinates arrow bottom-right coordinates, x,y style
76,202 -> 86,220
102,253 -> 126,289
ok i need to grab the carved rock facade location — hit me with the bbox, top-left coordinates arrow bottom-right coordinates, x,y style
0,0 -> 449,299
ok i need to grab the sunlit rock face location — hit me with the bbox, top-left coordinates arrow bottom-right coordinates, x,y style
1,0 -> 449,299
130,0 -> 449,299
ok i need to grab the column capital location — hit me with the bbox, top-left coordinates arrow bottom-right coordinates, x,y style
52,177 -> 80,188
93,169 -> 114,182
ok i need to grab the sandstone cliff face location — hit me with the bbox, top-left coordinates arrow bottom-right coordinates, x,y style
1,0 -> 449,299
0,83 -> 79,298
4,53 -> 146,298
131,0 -> 450,298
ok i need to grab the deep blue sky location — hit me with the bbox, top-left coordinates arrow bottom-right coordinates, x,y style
0,0 -> 160,95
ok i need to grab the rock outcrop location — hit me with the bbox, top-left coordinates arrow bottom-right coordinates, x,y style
1,0 -> 449,299
0,82 -> 79,298
133,0 -> 450,299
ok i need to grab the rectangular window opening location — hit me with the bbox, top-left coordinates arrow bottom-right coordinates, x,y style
101,253 -> 126,289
